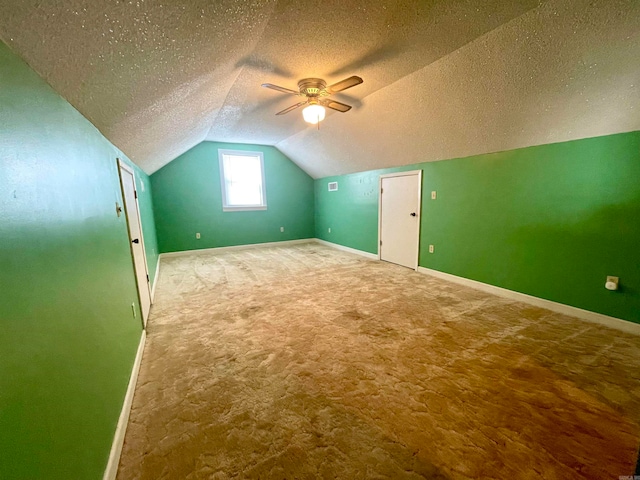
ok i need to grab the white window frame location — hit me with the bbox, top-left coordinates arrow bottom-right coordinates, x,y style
218,149 -> 267,212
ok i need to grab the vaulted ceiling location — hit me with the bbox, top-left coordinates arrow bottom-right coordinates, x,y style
0,0 -> 638,178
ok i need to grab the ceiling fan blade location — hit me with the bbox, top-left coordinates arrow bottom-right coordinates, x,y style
261,83 -> 300,95
326,76 -> 363,94
322,100 -> 352,113
276,101 -> 308,115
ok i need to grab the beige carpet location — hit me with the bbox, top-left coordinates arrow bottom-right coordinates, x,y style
117,243 -> 640,479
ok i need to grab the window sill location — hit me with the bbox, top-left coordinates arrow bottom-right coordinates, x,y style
223,206 -> 268,212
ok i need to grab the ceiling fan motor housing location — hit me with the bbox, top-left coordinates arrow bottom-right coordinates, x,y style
297,78 -> 328,97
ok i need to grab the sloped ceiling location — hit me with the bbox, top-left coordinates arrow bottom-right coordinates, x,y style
0,1 -> 638,178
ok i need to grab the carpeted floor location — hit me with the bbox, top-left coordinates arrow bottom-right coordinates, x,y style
117,243 -> 640,479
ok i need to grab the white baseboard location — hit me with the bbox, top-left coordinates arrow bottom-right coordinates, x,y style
150,255 -> 160,303
418,267 -> 640,335
103,330 -> 147,480
312,238 -> 378,260
159,238 -> 315,259
158,238 -> 376,261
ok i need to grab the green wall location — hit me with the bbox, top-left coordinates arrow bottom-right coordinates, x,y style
0,41 -> 158,479
315,132 -> 640,324
152,141 -> 315,253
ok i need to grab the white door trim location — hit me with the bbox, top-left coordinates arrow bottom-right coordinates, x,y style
378,170 -> 423,271
150,254 -> 161,303
118,159 -> 152,327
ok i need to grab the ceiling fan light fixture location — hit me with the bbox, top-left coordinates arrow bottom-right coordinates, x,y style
302,104 -> 326,124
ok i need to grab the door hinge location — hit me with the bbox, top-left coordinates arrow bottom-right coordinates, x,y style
380,240 -> 382,246
134,190 -> 138,199
380,188 -> 383,194
146,274 -> 149,282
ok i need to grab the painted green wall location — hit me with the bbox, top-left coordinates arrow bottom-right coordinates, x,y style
315,132 -> 640,324
151,142 -> 315,253
0,41 -> 158,479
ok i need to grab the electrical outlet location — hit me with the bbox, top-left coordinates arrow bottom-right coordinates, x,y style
328,227 -> 331,233
429,244 -> 434,253
280,226 -> 284,232
196,232 -> 201,239
431,191 -> 437,200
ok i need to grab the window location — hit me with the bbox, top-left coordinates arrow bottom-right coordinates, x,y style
218,149 -> 267,211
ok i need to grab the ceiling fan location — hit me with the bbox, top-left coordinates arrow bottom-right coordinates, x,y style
261,76 -> 363,125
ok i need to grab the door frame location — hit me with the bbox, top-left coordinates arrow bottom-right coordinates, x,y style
377,170 -> 423,271
117,158 -> 152,328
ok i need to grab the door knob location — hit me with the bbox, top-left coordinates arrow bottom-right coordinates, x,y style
132,238 -> 140,244
410,212 -> 417,217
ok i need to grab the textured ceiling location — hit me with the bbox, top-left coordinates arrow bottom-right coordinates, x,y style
278,0 -> 640,177
0,1 -> 638,177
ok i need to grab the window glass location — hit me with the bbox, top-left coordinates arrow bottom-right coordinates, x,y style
219,150 -> 266,211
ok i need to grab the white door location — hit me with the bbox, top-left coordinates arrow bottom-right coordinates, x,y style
379,171 -> 422,269
118,160 -> 151,327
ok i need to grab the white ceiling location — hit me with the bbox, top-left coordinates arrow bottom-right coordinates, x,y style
0,0 -> 638,178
